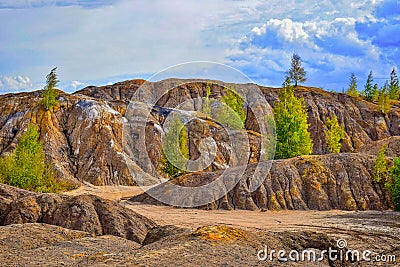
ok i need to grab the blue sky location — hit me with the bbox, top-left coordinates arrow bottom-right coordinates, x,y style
0,0 -> 399,93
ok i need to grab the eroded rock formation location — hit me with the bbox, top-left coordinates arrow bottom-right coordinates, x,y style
0,184 -> 156,243
131,153 -> 392,211
0,79 -> 399,211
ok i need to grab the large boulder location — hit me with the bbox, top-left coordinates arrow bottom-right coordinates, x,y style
0,184 -> 156,244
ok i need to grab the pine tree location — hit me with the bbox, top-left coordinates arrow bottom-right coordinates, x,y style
159,115 -> 189,178
202,83 -> 213,117
324,115 -> 345,153
0,124 -> 63,192
40,67 -> 59,111
362,71 -> 374,101
371,83 -> 379,102
274,77 -> 313,159
388,157 -> 400,211
372,144 -> 389,183
346,73 -> 359,97
378,82 -> 392,114
389,67 -> 399,100
215,86 -> 246,130
287,53 -> 307,87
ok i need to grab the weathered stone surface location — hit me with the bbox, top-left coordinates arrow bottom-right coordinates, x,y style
77,80 -> 400,155
357,136 -> 400,157
0,223 -> 141,267
0,90 -> 152,186
142,225 -> 190,245
0,184 -> 156,244
0,79 -> 399,187
1,213 -> 399,267
132,153 -> 392,211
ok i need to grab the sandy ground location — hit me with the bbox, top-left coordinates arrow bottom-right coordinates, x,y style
125,202 -> 349,230
63,184 -> 144,201
64,185 -> 400,238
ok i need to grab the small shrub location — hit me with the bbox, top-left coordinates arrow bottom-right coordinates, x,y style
324,115 -> 345,153
202,83 -> 213,117
377,83 -> 392,114
0,123 -> 70,192
215,86 -> 246,130
388,157 -> 400,211
274,77 -> 313,159
159,115 -> 189,178
372,145 -> 389,183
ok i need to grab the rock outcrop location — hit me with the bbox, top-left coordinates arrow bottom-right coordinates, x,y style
1,212 -> 399,266
357,136 -> 400,157
0,90 -> 152,186
77,79 -> 400,155
131,153 -> 392,211
0,79 -> 399,188
0,184 -> 156,244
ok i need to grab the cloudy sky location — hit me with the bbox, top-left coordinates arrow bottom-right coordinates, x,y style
0,0 -> 399,93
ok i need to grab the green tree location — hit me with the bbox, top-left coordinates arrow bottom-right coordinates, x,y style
346,73 -> 359,97
287,53 -> 307,86
202,83 -> 213,117
362,71 -> 374,101
215,86 -> 246,130
388,157 -> 400,211
274,77 -> 313,159
378,82 -> 392,114
0,124 -> 65,192
372,144 -> 389,183
324,115 -> 345,153
388,67 -> 399,100
159,115 -> 189,178
371,83 -> 380,102
40,67 -> 59,111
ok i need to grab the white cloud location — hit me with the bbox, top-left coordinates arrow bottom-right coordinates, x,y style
0,0 -> 116,9
0,0 -> 395,93
70,80 -> 85,89
0,75 -> 33,91
253,19 -> 309,42
227,15 -> 392,89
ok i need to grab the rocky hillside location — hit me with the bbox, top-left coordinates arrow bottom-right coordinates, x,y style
77,79 -> 400,154
132,153 -> 392,211
0,79 -> 399,210
0,90 -> 152,186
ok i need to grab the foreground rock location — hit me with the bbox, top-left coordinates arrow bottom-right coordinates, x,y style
0,223 -> 142,267
132,153 -> 392,211
1,217 -> 399,267
0,184 -> 156,244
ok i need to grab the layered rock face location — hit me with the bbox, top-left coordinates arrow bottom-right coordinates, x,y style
131,153 -> 392,211
77,80 -> 400,154
0,79 -> 399,211
0,184 -> 156,244
0,90 -> 152,186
